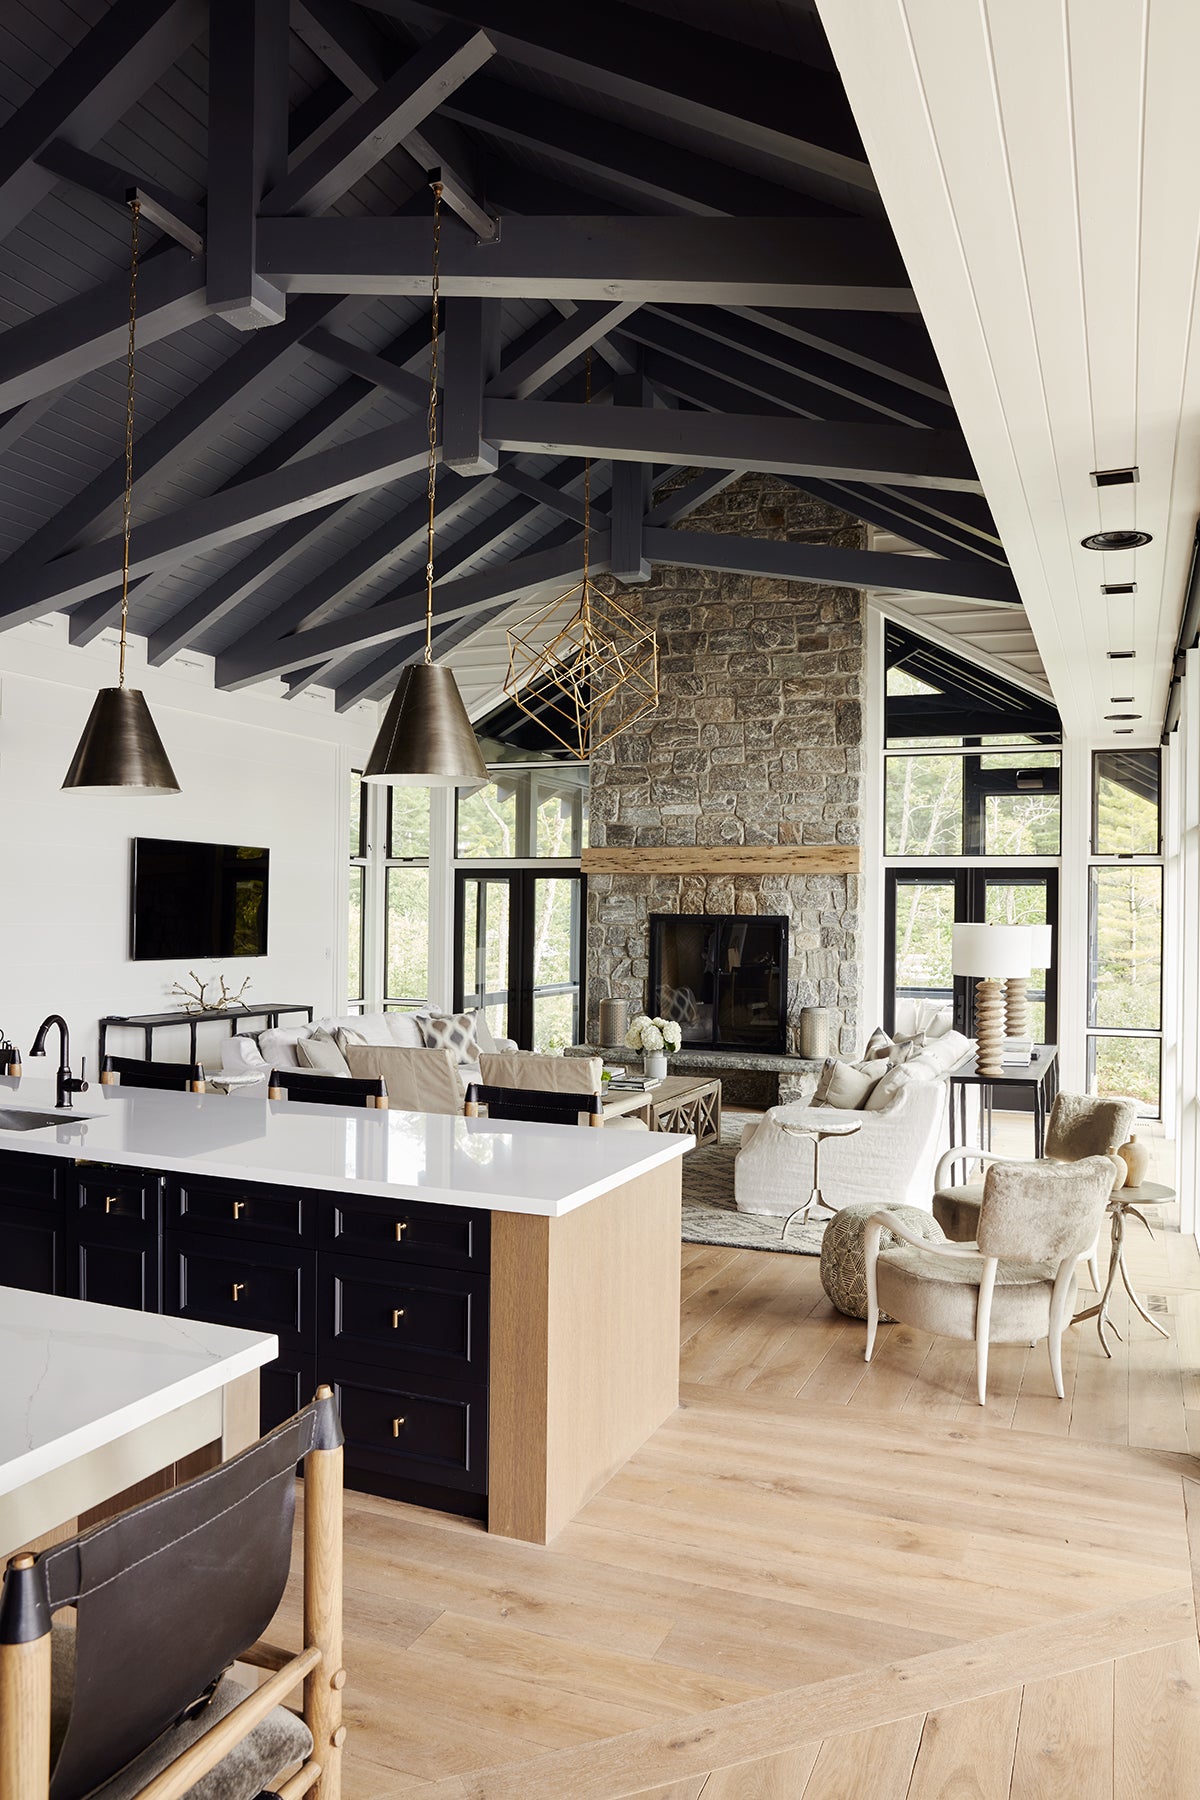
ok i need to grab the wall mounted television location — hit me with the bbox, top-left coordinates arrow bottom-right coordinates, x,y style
130,838 -> 270,961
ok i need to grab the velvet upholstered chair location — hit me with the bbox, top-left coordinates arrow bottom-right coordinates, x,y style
864,1156 -> 1116,1405
932,1091 -> 1136,1292
0,1391 -> 344,1800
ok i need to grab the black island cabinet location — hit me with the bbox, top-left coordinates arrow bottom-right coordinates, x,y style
0,1149 -> 490,1520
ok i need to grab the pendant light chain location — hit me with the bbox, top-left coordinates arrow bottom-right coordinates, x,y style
423,182 -> 443,665
118,197 -> 140,690
580,347 -> 592,615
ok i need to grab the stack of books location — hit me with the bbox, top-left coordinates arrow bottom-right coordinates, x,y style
607,1073 -> 661,1091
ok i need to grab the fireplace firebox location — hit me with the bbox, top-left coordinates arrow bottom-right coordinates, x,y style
648,913 -> 789,1054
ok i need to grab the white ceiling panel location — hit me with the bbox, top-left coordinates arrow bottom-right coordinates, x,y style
816,0 -> 1200,744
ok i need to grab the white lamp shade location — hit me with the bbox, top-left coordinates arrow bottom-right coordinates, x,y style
1029,923 -> 1053,965
951,922 -> 1032,979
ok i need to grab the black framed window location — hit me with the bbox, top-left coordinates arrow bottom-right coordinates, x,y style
1092,749 -> 1161,855
454,870 -> 585,1052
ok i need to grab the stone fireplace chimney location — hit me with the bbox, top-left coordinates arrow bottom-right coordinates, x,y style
584,473 -> 865,1061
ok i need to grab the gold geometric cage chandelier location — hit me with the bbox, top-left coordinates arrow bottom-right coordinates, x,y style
503,354 -> 659,760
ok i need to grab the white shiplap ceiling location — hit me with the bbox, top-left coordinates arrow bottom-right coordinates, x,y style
816,0 -> 1200,745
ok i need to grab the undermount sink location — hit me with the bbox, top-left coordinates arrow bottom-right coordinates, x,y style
0,1108 -> 95,1132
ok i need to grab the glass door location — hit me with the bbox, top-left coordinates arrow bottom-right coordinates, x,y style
980,870 -> 1057,1044
455,871 -> 586,1050
457,876 -> 513,1042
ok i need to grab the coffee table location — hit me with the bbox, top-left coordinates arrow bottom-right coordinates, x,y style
602,1074 -> 722,1147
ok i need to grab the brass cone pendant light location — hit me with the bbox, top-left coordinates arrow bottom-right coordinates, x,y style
363,183 -> 487,791
63,198 -> 179,795
503,351 -> 658,760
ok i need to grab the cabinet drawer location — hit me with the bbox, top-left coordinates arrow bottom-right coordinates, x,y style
0,1150 -> 58,1205
165,1235 -> 313,1350
76,1236 -> 159,1312
75,1167 -> 160,1227
330,1361 -> 487,1495
171,1176 -> 310,1246
321,1255 -> 487,1381
327,1195 -> 488,1271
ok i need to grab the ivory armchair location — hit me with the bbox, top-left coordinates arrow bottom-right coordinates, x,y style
864,1155 -> 1116,1406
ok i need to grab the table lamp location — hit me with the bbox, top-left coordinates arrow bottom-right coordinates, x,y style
1019,923 -> 1053,1042
951,924 -> 1032,1076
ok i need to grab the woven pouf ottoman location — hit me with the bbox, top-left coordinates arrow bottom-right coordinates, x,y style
820,1203 -> 947,1321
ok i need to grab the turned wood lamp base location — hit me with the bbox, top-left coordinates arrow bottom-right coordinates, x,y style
975,977 -> 1005,1077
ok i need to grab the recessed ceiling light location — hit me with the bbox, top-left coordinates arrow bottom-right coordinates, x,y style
1090,466 -> 1139,487
1081,529 -> 1152,551
1113,728 -> 1135,735
1110,695 -> 1135,703
1101,581 -> 1137,595
1105,712 -> 1142,720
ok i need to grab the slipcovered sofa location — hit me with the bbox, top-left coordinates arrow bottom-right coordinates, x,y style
734,1029 -> 974,1218
221,1009 -> 518,1090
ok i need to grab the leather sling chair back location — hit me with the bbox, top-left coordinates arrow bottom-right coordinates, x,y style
267,1069 -> 388,1109
100,1056 -> 205,1094
464,1082 -> 605,1127
0,1390 -> 344,1800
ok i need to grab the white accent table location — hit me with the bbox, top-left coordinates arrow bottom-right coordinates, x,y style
0,1286 -> 277,1560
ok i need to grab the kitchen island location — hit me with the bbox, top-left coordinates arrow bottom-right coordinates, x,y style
0,1078 -> 691,1544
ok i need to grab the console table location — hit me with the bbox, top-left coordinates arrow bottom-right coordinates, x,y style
947,1045 -> 1060,1157
99,1003 -> 314,1065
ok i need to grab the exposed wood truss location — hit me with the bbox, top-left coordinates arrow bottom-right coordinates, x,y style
0,0 -> 1024,699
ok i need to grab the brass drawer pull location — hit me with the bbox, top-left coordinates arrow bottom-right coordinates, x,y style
394,1221 -> 408,1241
391,1308 -> 406,1328
392,1417 -> 405,1437
233,1200 -> 245,1220
231,1282 -> 245,1302
104,1195 -> 119,1213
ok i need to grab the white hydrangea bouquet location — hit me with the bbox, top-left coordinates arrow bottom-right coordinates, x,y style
625,1013 -> 682,1078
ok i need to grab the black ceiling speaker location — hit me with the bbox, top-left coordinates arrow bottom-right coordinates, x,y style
1080,529 -> 1152,551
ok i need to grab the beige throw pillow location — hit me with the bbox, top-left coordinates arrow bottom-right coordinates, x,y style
812,1058 -> 883,1110
861,1026 -> 893,1062
344,1045 -> 462,1114
295,1028 -> 351,1076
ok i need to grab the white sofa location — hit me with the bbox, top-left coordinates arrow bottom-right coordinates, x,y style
734,1031 -> 974,1218
221,1010 -> 518,1088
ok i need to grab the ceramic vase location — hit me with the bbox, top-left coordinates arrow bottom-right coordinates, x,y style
1118,1134 -> 1150,1189
644,1052 -> 668,1081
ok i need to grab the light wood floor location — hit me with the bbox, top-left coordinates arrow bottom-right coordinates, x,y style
273,1119 -> 1200,1798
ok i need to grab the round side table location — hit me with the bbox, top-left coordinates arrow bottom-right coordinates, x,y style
1072,1179 -> 1174,1358
777,1118 -> 863,1240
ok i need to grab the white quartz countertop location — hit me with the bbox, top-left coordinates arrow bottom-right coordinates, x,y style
0,1285 -> 276,1499
0,1078 -> 692,1217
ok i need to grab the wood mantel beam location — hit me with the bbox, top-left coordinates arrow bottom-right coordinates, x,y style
581,846 -> 862,876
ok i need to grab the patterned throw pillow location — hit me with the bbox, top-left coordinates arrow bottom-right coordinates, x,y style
419,1012 -> 481,1063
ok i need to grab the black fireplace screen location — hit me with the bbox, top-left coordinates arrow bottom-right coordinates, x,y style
648,913 -> 789,1053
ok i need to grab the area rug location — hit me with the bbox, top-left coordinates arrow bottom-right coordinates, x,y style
681,1114 -> 826,1256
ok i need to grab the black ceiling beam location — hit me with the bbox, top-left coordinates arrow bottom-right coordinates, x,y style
262,23 -> 494,219
216,471 -> 490,682
228,533 -> 607,687
644,471 -> 739,527
0,420 -> 429,626
363,0 -> 874,200
0,0 -> 205,247
644,306 -> 954,429
642,530 -> 1021,606
291,0 -> 499,241
486,302 -> 638,400
0,245 -> 212,414
443,298 -> 501,473
3,296 -> 350,578
480,400 -> 980,491
630,339 -> 877,430
492,466 -> 606,528
33,140 -> 204,255
255,215 -> 917,308
440,75 -> 845,220
791,478 -> 1007,568
303,327 -> 429,407
735,307 -> 949,405
610,366 -> 650,583
207,0 -> 290,328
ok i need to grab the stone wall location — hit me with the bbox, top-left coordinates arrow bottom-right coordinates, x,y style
585,473 -> 865,1058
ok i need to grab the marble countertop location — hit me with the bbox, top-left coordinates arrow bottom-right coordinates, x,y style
0,1285 -> 276,1499
0,1077 -> 693,1217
